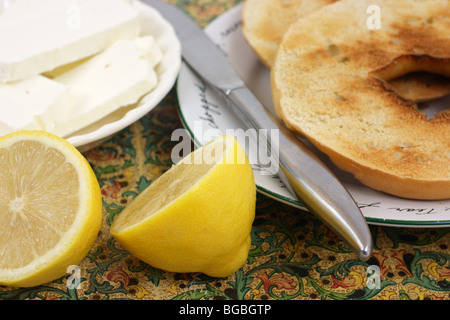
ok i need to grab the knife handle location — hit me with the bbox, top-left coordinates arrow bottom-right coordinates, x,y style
224,86 -> 373,261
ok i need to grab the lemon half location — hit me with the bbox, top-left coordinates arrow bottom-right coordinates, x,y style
111,135 -> 256,277
0,131 -> 102,287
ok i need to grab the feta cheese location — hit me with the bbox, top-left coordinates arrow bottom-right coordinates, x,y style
0,75 -> 67,136
0,0 -> 140,83
50,36 -> 162,137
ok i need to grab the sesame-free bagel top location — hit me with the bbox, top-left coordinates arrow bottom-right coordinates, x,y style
271,0 -> 450,200
242,0 -> 338,68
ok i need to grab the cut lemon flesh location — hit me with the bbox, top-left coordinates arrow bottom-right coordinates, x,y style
0,131 -> 102,287
111,135 -> 256,277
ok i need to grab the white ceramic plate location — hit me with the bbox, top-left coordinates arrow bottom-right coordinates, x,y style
0,0 -> 181,153
176,3 -> 450,227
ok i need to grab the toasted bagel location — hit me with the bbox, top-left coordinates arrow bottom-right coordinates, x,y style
271,0 -> 450,200
241,0 -> 338,68
390,72 -> 450,103
242,0 -> 450,102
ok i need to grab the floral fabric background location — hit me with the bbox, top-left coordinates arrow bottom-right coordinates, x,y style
0,0 -> 449,300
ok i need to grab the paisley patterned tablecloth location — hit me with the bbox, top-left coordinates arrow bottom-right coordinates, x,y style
0,0 -> 449,301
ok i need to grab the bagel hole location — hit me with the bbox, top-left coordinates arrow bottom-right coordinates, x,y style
388,71 -> 450,119
417,95 -> 450,120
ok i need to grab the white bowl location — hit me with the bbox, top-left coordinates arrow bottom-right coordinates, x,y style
65,0 -> 181,152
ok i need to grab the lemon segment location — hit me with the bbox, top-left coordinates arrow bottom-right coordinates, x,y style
0,130 -> 102,287
111,135 -> 256,277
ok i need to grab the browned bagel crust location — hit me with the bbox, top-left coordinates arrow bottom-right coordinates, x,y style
272,0 -> 450,200
242,0 -> 338,68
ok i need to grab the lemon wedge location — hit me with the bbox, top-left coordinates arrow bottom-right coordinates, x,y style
0,131 -> 102,287
111,135 -> 256,277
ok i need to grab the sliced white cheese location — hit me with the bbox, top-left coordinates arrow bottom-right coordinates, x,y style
0,0 -> 140,83
50,36 -> 162,138
0,75 -> 67,136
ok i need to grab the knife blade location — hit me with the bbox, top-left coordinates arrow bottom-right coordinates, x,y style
143,0 -> 373,260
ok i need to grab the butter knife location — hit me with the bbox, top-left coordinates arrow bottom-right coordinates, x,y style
143,0 -> 373,260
